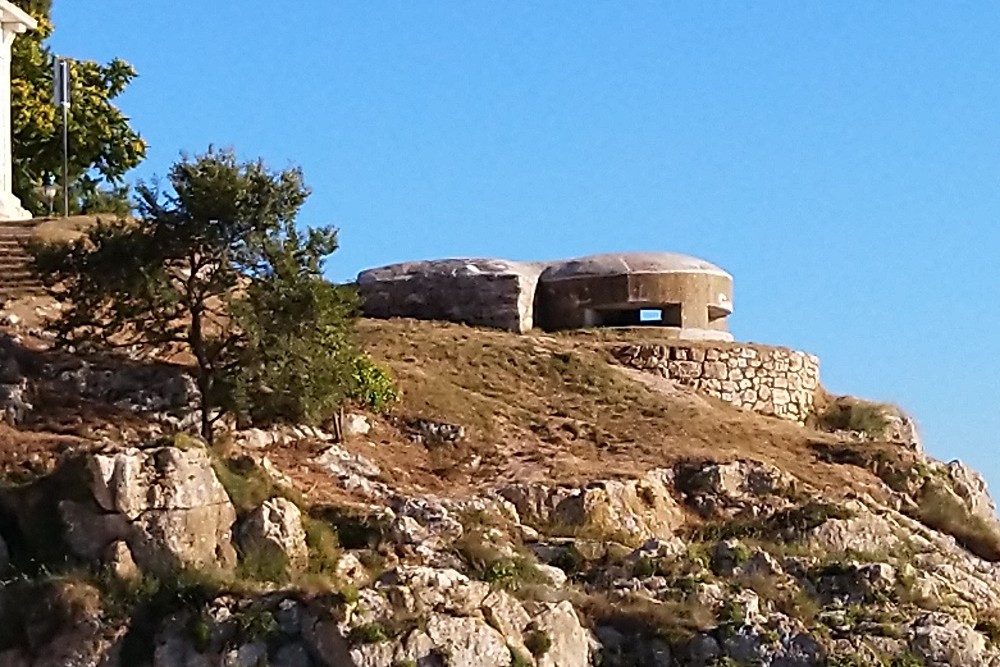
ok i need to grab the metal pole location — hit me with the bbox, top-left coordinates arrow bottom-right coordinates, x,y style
61,99 -> 68,217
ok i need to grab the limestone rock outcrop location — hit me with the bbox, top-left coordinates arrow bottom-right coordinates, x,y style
237,497 -> 309,572
52,445 -> 237,574
497,469 -> 685,545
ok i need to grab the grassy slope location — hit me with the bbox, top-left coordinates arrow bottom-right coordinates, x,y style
0,313 -> 891,504
355,318 -> 889,501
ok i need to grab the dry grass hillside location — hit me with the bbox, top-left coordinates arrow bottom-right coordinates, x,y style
351,318 -> 889,502
0,303 -> 894,507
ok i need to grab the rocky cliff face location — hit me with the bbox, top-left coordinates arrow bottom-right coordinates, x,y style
1,316 -> 999,667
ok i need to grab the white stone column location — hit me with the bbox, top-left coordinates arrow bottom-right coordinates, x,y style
0,2 -> 36,221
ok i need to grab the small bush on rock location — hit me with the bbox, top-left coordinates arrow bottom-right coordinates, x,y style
818,398 -> 890,437
523,629 -> 552,657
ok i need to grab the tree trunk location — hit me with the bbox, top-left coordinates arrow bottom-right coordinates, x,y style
332,406 -> 344,442
190,307 -> 213,444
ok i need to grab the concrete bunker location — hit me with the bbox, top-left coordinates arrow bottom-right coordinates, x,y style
356,251 -> 733,340
535,253 -> 733,340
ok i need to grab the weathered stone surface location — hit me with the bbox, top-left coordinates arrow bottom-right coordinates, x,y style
237,497 -> 308,571
423,614 -> 511,667
343,413 -> 372,437
104,539 -> 139,580
59,446 -> 237,574
531,601 -> 591,667
498,469 -> 685,545
676,459 -> 795,517
358,258 -> 545,333
807,506 -> 902,555
909,612 -> 1000,666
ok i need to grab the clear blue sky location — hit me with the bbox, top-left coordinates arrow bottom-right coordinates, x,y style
51,3 -> 1000,489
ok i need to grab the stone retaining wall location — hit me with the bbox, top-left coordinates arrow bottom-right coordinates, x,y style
612,342 -> 820,423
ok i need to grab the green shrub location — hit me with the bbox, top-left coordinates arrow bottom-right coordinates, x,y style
303,516 -> 342,576
186,611 -> 213,653
818,399 -> 890,437
349,622 -> 389,644
235,609 -> 280,641
236,545 -> 292,584
523,629 -> 552,657
350,354 -> 399,413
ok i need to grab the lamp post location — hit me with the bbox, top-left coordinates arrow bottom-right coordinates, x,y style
53,56 -> 70,217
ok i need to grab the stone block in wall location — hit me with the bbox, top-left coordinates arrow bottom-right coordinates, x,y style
667,360 -> 702,380
703,361 -> 727,380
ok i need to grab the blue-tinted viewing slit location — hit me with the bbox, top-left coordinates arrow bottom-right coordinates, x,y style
639,309 -> 662,322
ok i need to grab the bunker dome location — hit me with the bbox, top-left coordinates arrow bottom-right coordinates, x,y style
536,252 -> 733,340
356,251 -> 734,340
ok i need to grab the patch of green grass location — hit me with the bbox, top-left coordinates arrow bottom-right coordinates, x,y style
210,455 -> 303,515
302,515 -> 342,576
349,622 -> 389,644
236,544 -> 292,584
689,502 -> 854,545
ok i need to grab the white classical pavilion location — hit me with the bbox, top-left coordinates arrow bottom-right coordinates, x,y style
0,1 -> 34,220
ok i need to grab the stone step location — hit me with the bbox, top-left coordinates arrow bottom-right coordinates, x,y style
0,279 -> 42,289
0,223 -> 35,233
0,287 -> 44,299
0,273 -> 41,283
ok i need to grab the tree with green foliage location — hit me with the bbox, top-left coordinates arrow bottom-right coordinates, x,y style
225,230 -> 361,427
30,148 -> 390,441
11,0 -> 146,215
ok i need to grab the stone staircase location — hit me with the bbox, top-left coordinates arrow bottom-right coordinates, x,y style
0,220 -> 43,299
